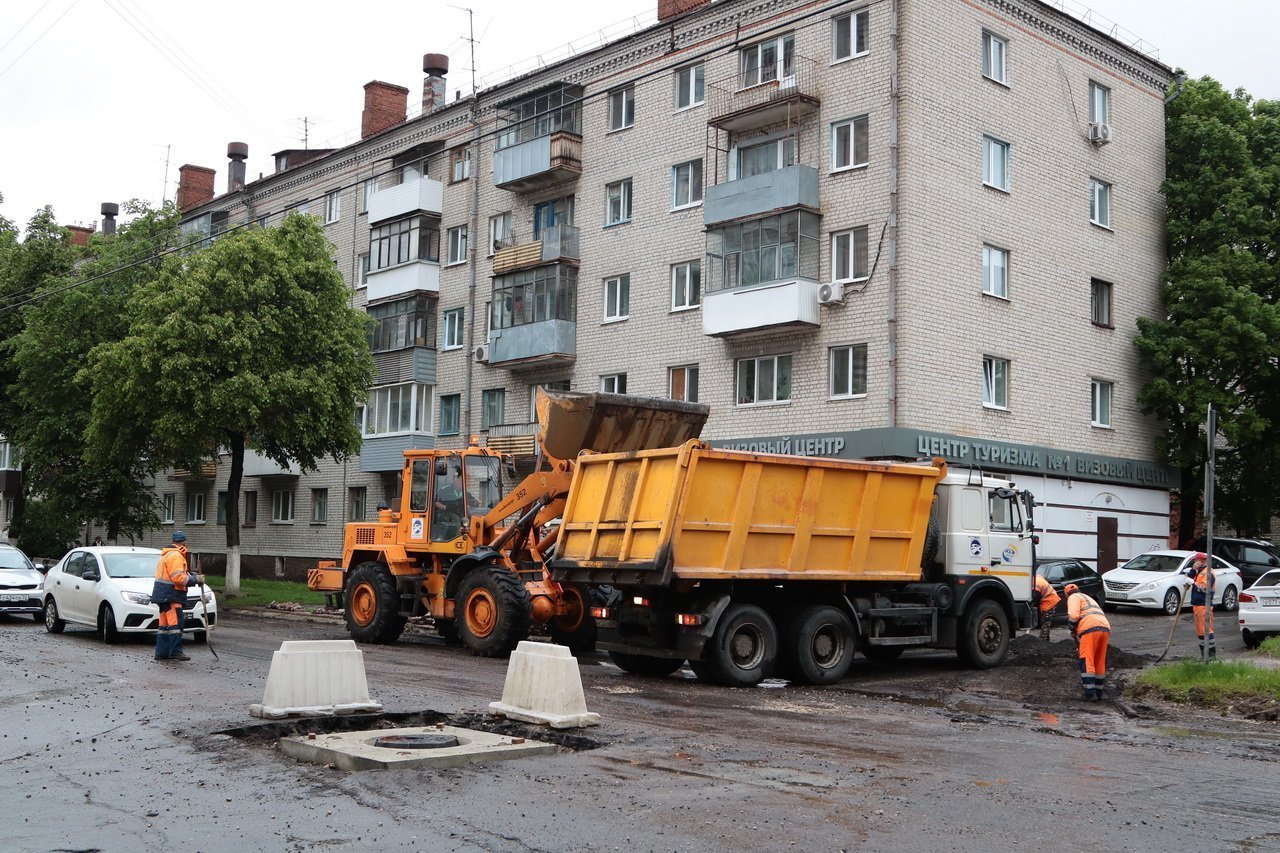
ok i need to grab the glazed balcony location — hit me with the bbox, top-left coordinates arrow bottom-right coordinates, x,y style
493,131 -> 583,192
366,175 -> 443,225
704,165 -> 820,227
491,224 -> 580,276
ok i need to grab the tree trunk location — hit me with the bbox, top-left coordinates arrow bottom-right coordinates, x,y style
225,431 -> 244,595
1177,465 -> 1201,549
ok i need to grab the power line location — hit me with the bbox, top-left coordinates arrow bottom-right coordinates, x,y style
0,0 -> 58,57
0,0 -> 81,81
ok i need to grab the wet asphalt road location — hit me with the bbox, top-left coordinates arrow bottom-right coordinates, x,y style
1,606 -> 1277,853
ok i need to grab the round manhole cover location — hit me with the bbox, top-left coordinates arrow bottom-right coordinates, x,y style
373,733 -> 460,750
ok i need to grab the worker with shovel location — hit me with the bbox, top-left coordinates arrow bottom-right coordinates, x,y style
1065,582 -> 1111,701
152,530 -> 198,662
1033,572 -> 1061,641
1185,552 -> 1216,660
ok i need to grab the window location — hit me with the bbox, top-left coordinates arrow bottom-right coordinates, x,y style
187,492 -> 206,524
736,136 -> 795,179
1091,379 -> 1113,427
833,9 -> 870,61
363,382 -> 431,435
830,344 -> 868,398
671,160 -> 703,209
311,489 -> 328,523
162,493 -> 175,524
671,261 -> 701,310
447,225 -> 468,265
369,215 -> 439,271
496,83 -> 583,149
983,136 -> 1010,190
442,308 -> 465,350
675,63 -> 704,109
1090,179 -> 1111,227
740,33 -> 795,88
982,31 -> 1007,84
1089,81 -> 1110,125
600,373 -> 627,394
272,490 -> 295,523
489,212 -> 513,255
983,356 -> 1009,409
355,253 -> 369,288
481,389 -> 505,429
608,85 -> 635,131
1091,278 -> 1113,327
349,487 -> 366,522
359,179 -> 377,214
244,491 -> 257,526
604,274 -> 630,321
216,491 -> 227,525
324,189 -> 341,224
707,210 -> 821,291
982,244 -> 1009,299
737,354 -> 792,405
832,227 -> 869,282
367,294 -> 436,352
451,147 -> 471,182
605,179 -> 632,226
439,394 -> 461,435
831,116 -> 869,171
669,365 -> 699,402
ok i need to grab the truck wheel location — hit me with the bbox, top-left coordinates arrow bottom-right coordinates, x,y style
783,605 -> 854,685
456,564 -> 531,657
608,651 -> 686,677
548,583 -> 597,653
956,599 -> 1009,669
434,618 -> 462,646
345,562 -> 407,644
702,603 -> 777,687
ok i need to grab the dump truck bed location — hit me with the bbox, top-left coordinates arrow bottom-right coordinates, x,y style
552,441 -> 945,586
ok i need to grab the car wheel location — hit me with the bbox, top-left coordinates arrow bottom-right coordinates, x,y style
44,598 -> 65,634
99,604 -> 119,644
1161,587 -> 1182,616
190,631 -> 207,644
1217,585 -> 1239,613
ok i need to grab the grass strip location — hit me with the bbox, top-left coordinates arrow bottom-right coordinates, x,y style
1132,659 -> 1280,703
202,575 -> 329,608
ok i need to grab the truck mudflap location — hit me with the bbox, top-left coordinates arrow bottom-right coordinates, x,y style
595,592 -> 731,660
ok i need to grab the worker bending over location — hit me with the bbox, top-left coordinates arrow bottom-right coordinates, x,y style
1033,573 -> 1061,641
1065,582 -> 1111,701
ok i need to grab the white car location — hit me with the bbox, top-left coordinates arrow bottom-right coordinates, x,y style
1239,569 -> 1280,648
1101,550 -> 1241,615
42,546 -> 217,643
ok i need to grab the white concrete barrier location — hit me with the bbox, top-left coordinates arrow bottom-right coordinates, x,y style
249,639 -> 382,719
488,640 -> 600,728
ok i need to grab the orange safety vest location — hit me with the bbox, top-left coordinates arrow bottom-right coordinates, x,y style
1067,591 -> 1110,635
152,545 -> 191,606
1189,564 -> 1215,607
1034,575 -> 1061,614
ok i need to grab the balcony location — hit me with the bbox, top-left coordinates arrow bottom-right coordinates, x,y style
702,279 -> 822,337
361,433 -> 436,473
487,320 -> 576,368
493,132 -> 583,192
373,346 -> 436,386
366,260 -> 440,301
704,165 -> 820,227
491,225 -> 580,276
242,449 -> 298,478
485,422 -> 537,457
707,55 -> 820,133
366,175 -> 443,225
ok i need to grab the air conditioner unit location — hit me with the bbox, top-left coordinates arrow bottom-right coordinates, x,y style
817,281 -> 846,305
473,343 -> 490,364
1089,122 -> 1113,145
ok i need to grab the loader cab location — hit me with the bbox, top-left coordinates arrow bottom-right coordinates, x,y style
401,449 -> 519,548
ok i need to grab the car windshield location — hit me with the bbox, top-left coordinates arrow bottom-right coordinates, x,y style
1119,554 -> 1185,573
0,550 -> 33,570
103,553 -> 160,578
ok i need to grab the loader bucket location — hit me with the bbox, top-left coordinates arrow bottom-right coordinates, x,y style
535,389 -> 710,462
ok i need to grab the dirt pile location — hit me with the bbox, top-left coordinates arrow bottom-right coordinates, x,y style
1005,634 -> 1153,669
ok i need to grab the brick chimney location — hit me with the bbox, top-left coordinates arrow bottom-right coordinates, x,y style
66,224 -> 95,247
177,164 -> 217,210
658,0 -> 711,22
362,81 -> 410,139
100,202 -> 119,237
422,54 -> 449,114
227,142 -> 249,192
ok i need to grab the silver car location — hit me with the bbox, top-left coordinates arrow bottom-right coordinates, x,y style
0,544 -> 44,621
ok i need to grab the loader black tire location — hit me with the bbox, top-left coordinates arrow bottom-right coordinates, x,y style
548,583 -> 598,653
434,618 -> 462,646
702,602 -> 778,687
783,605 -> 855,685
456,564 -> 531,657
345,562 -> 407,645
955,598 -> 1009,669
608,651 -> 686,677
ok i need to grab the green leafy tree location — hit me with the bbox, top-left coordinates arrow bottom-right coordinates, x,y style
88,213 -> 373,593
9,201 -> 180,542
1136,77 -> 1280,543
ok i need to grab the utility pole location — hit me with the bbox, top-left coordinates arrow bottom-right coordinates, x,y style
1203,403 -> 1217,663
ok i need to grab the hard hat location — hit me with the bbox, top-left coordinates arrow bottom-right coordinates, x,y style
1193,551 -> 1207,562
1063,583 -> 1080,596
172,530 -> 187,543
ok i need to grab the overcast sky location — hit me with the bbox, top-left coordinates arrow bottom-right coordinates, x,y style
2,0 -> 1277,234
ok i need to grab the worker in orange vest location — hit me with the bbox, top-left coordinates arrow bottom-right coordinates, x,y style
1033,573 -> 1061,641
152,530 -> 197,661
1065,582 -> 1111,700
1184,552 -> 1216,660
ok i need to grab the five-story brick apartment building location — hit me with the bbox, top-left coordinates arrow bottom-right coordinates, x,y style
153,0 -> 1174,578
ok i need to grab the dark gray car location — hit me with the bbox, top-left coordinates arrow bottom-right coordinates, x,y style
1192,537 -> 1280,588
1035,557 -> 1105,622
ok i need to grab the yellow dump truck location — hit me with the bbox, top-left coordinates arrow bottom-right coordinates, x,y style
550,442 -> 1039,686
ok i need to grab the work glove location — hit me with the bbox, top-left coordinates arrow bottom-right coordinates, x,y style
192,573 -> 206,585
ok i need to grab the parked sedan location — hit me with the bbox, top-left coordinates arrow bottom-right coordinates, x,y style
0,544 -> 45,621
42,546 -> 217,643
1102,550 -> 1241,615
1239,569 -> 1280,648
1035,557 -> 1104,623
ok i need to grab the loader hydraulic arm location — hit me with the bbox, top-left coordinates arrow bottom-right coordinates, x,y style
470,462 -> 575,545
